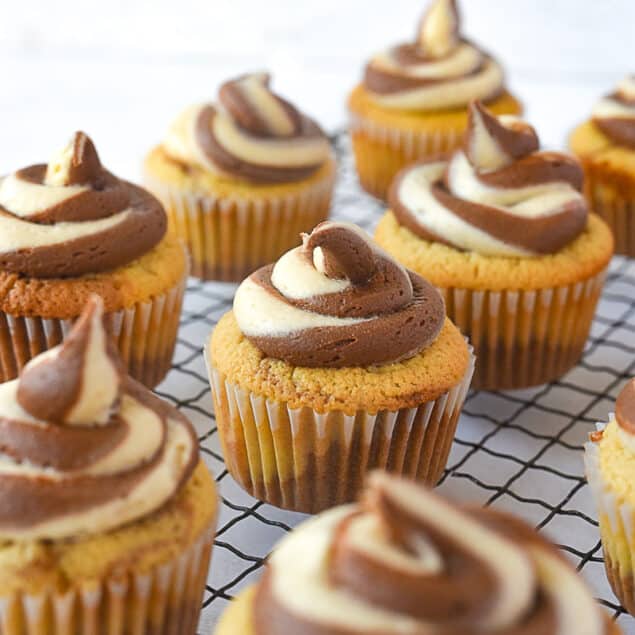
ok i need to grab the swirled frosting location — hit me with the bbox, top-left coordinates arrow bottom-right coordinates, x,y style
253,472 -> 610,634
592,75 -> 635,149
0,132 -> 166,278
163,72 -> 332,184
363,0 -> 505,111
389,101 -> 587,256
0,296 -> 198,541
233,221 -> 444,368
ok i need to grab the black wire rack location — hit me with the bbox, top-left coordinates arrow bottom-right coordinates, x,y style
154,132 -> 635,634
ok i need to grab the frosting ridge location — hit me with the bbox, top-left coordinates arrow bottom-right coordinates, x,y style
592,75 -> 635,149
233,221 -> 445,367
363,0 -> 505,111
389,101 -> 588,256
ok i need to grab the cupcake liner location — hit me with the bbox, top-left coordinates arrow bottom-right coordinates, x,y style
0,521 -> 215,635
585,421 -> 635,614
439,268 -> 608,391
205,346 -> 475,514
349,112 -> 463,200
144,168 -> 335,282
0,274 -> 187,388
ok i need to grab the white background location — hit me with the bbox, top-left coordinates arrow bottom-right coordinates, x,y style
0,0 -> 634,178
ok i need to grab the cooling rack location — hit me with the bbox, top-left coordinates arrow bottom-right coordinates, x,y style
154,132 -> 635,634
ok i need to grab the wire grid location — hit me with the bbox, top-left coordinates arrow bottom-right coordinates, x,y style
154,132 -> 635,634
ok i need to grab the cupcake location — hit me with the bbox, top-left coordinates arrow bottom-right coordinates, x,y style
207,221 -> 474,513
215,471 -> 618,634
0,296 -> 217,635
375,101 -> 614,390
348,0 -> 522,201
585,377 -> 635,615
0,131 -> 188,387
570,75 -> 635,256
144,72 -> 336,281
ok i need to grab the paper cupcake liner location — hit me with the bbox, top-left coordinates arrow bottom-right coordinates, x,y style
206,346 -> 475,514
349,112 -> 463,201
0,275 -> 186,388
0,522 -> 215,635
144,170 -> 335,282
439,268 -> 608,391
583,170 -> 635,257
585,422 -> 635,615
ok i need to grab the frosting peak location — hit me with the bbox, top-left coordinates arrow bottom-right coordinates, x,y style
17,296 -> 122,426
233,221 -> 444,368
592,75 -> 635,149
253,472 -> 610,634
0,298 -> 198,541
417,0 -> 460,58
162,72 -> 332,184
390,102 -> 588,257
363,0 -> 505,111
0,132 -> 166,278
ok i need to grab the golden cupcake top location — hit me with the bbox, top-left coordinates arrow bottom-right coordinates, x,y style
0,132 -> 166,278
248,472 -> 612,634
363,0 -> 507,111
232,221 -> 445,368
0,295 -> 198,541
162,72 -> 332,184
592,75 -> 635,149
388,100 -> 588,257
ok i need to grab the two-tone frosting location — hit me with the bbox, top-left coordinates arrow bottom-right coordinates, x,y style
0,296 -> 198,541
163,73 -> 332,184
233,221 -> 445,368
592,75 -> 635,149
0,132 -> 166,278
252,472 -> 610,634
364,0 -> 505,111
389,101 -> 588,256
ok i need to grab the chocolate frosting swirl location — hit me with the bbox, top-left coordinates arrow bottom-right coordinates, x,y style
233,221 -> 445,368
389,101 -> 587,256
592,75 -> 635,149
0,296 -> 198,541
363,0 -> 505,111
163,72 -> 332,184
253,472 -> 611,635
0,132 -> 166,278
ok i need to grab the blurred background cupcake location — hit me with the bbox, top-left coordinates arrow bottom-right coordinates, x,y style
570,75 -> 635,256
0,131 -> 187,387
375,101 -> 614,390
206,221 -> 474,513
0,296 -> 217,635
348,0 -> 523,201
215,471 -> 618,634
144,72 -> 336,281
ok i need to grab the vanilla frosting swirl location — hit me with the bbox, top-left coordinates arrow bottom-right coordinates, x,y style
592,75 -> 635,149
163,73 -> 332,184
233,221 -> 444,368
0,296 -> 198,541
389,101 -> 587,256
0,132 -> 166,278
253,472 -> 610,635
364,0 -> 505,111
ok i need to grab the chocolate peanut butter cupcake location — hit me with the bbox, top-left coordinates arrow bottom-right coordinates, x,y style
571,75 -> 635,256
348,0 -> 523,200
207,221 -> 474,513
0,131 -> 188,387
0,296 -> 217,635
586,377 -> 635,615
144,72 -> 336,281
215,472 -> 618,634
376,101 -> 614,390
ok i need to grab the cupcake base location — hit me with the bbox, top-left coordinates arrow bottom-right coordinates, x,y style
144,154 -> 336,282
206,348 -> 474,514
